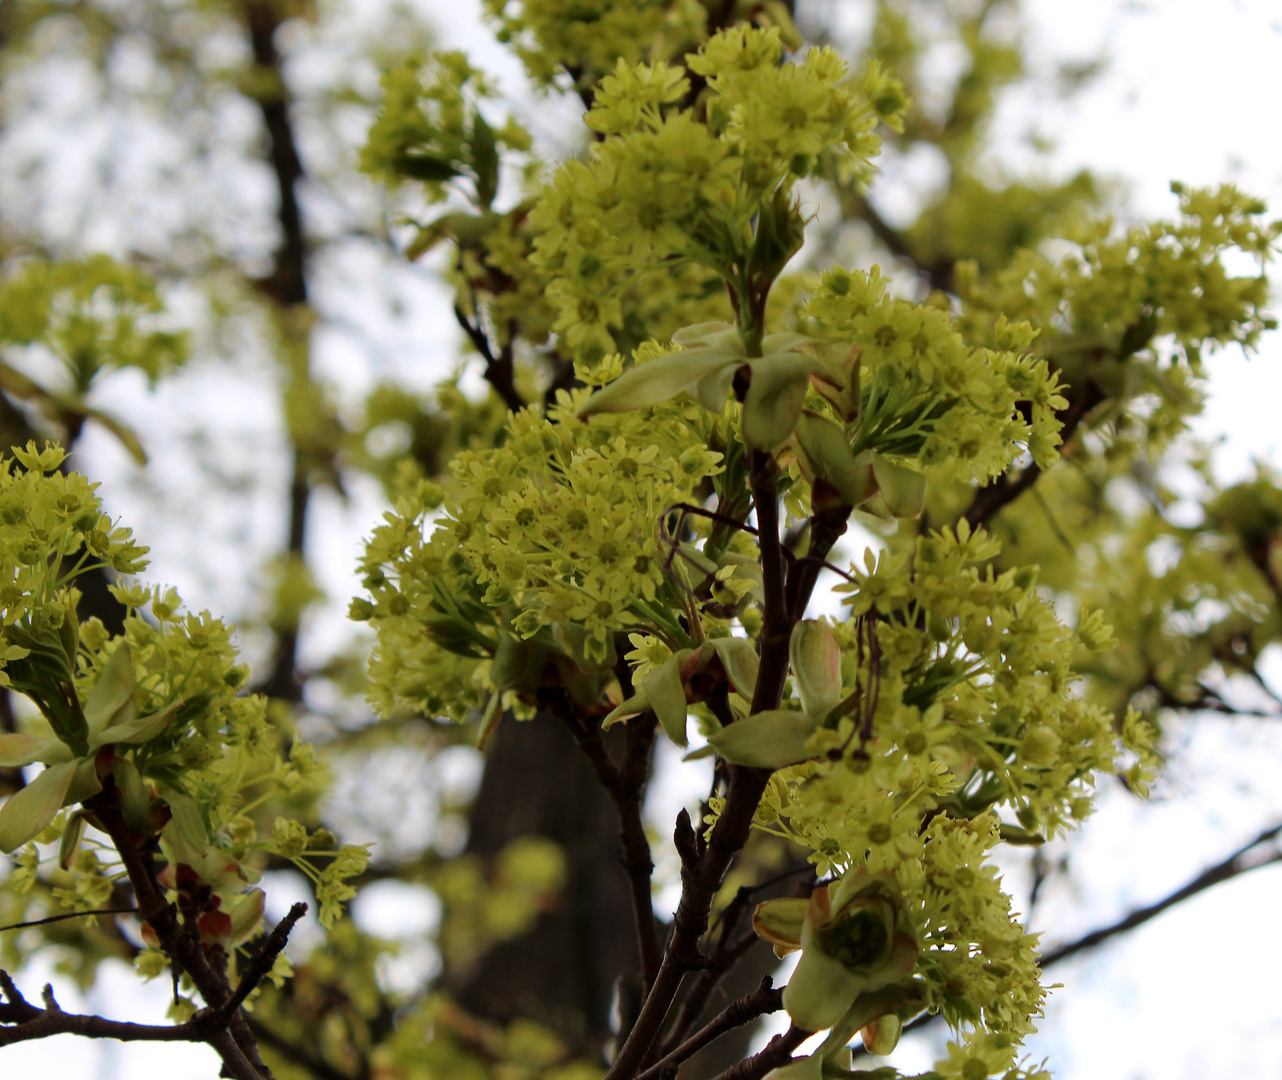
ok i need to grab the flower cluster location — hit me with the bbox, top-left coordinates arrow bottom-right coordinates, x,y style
482,0 -> 704,88
0,446 -> 365,971
957,183 -> 1280,442
360,50 -> 529,209
530,26 -> 906,357
358,395 -> 728,725
799,266 -> 1067,486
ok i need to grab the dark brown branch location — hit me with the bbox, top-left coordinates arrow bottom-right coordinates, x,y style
217,903 -> 308,1021
605,450 -> 796,1080
1,965 -> 302,1079
247,1015 -> 366,1080
963,381 -> 1105,530
1,974 -> 198,1047
245,3 -> 308,309
784,504 -> 851,621
621,711 -> 664,990
637,978 -> 783,1080
963,460 -> 1046,530
708,1024 -> 812,1080
454,304 -> 527,413
555,702 -> 663,992
85,793 -> 272,1079
1039,821 -> 1282,967
658,864 -> 813,1057
243,0 -> 313,706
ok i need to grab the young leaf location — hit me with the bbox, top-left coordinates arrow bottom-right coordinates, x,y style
0,760 -> 79,853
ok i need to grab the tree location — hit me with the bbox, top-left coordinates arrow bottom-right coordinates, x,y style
0,2 -> 1279,1080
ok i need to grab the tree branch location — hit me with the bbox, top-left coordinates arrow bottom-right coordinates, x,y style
708,1024 -> 812,1080
555,703 -> 663,992
658,864 -> 813,1057
85,792 -> 273,1078
963,379 -> 1105,530
243,0 -> 315,706
1038,821 -> 1282,967
0,972 -> 201,1047
216,903 -> 308,1021
637,978 -> 783,1080
247,1015 -> 366,1080
454,305 -> 527,414
605,450 -> 795,1080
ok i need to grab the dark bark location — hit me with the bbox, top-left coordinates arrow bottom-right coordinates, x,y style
450,712 -> 643,1048
244,0 -> 312,706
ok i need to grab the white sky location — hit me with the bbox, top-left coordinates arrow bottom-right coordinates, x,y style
5,1 -> 1282,1078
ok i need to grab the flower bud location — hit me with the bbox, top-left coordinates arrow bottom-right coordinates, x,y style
1019,725 -> 1061,768
789,620 -> 843,720
860,1014 -> 903,1056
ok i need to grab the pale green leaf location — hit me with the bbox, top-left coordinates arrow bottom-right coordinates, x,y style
707,709 -> 817,768
84,643 -> 135,736
0,760 -> 79,853
641,653 -> 689,748
710,637 -> 759,700
97,698 -> 181,746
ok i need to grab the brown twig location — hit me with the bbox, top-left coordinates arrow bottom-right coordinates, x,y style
1038,821 -> 1282,966
247,1015 -> 366,1080
555,702 -> 664,992
454,304 -> 527,414
244,0 -> 314,708
962,381 -> 1105,530
86,792 -> 272,1078
217,903 -> 308,1021
0,907 -> 138,933
604,450 -> 796,1080
708,1024 -> 812,1080
637,978 -> 784,1080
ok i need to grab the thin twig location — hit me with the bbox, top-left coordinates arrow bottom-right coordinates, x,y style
217,903 -> 308,1020
604,450 -> 794,1080
0,907 -> 138,933
553,700 -> 663,992
454,304 -> 526,413
637,978 -> 783,1080
708,1024 -> 812,1080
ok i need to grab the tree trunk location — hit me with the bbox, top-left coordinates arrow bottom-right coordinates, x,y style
451,713 -> 642,1050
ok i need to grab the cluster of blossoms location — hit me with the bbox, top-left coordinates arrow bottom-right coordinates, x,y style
739,521 -> 1126,851
0,254 -> 188,387
799,266 -> 1066,484
957,182 -> 1280,443
357,388 -> 731,728
349,16 -> 1264,1080
574,268 -> 1064,521
530,25 -> 907,357
482,0 -> 706,88
0,446 -> 366,1005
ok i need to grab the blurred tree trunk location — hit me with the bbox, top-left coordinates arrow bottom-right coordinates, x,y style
452,714 -> 641,1050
